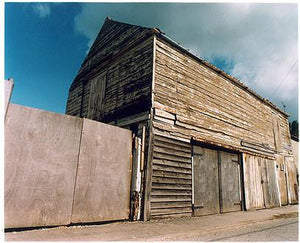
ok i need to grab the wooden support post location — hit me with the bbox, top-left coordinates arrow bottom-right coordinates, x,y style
218,150 -> 223,213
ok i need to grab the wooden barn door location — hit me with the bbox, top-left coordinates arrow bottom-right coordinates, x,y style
193,145 -> 242,216
193,146 -> 219,216
220,151 -> 241,213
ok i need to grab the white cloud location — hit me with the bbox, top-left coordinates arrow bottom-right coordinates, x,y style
74,3 -> 298,120
33,3 -> 51,18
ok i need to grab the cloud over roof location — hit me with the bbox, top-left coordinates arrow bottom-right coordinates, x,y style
74,3 -> 298,120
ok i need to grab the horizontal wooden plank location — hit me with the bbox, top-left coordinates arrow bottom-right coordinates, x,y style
154,139 -> 191,154
114,111 -> 150,127
152,170 -> 192,179
154,134 -> 191,149
150,201 -> 191,209
153,151 -> 191,163
154,108 -> 176,120
152,164 -> 191,174
153,127 -> 191,143
153,146 -> 191,159
153,120 -> 240,150
154,115 -> 175,125
150,196 -> 191,203
150,212 -> 192,219
150,207 -> 192,216
151,189 -> 192,196
152,159 -> 191,169
152,176 -> 191,185
152,182 -> 191,190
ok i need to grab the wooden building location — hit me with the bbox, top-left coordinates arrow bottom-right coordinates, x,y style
66,18 -> 298,221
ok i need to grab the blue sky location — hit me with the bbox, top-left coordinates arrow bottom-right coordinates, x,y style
5,2 -> 298,121
5,3 -> 86,114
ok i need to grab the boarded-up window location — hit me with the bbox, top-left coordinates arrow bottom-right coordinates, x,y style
87,73 -> 106,120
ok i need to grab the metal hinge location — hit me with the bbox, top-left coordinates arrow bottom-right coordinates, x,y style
193,204 -> 204,209
233,201 -> 242,206
194,153 -> 203,156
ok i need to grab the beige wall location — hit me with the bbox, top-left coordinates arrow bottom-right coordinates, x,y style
71,119 -> 132,223
5,104 -> 132,228
5,104 -> 82,228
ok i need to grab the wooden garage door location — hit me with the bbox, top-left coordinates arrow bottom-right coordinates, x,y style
193,145 -> 241,216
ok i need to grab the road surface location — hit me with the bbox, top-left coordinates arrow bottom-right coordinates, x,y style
168,217 -> 298,241
5,205 -> 298,241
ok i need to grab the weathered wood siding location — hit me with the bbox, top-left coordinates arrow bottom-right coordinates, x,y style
276,155 -> 288,205
150,133 -> 193,219
243,154 -> 280,210
65,19 -> 297,220
150,37 -> 296,216
243,154 -> 265,209
66,81 -> 83,117
285,156 -> 299,204
66,19 -> 153,127
153,38 -> 291,157
291,139 -> 298,170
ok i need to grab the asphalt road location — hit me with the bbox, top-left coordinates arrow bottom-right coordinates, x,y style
168,217 -> 298,241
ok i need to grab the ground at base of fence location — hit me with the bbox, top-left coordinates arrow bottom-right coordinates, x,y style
5,204 -> 298,241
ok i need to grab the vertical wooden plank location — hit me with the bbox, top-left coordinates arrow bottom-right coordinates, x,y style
239,153 -> 246,211
261,158 -> 281,208
151,35 -> 157,108
285,156 -> 298,204
143,35 -> 156,221
218,150 -> 222,213
276,155 -> 288,205
143,120 -> 154,221
243,154 -> 264,210
130,137 -> 142,221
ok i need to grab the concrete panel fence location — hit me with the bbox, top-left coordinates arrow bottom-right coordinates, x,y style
5,104 -> 132,229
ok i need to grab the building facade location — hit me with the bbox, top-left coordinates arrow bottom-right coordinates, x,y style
66,18 -> 298,220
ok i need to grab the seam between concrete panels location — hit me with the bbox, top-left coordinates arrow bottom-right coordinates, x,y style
70,118 -> 85,224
